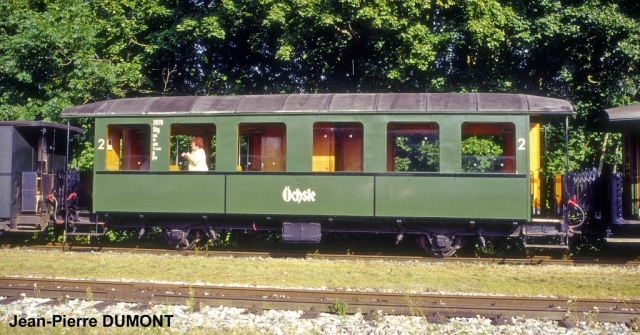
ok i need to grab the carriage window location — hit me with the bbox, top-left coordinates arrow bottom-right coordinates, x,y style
461,122 -> 515,173
105,124 -> 150,171
387,123 -> 439,172
169,123 -> 216,171
237,123 -> 286,171
313,122 -> 363,172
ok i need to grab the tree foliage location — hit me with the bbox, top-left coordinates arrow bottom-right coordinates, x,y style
0,0 -> 638,173
394,137 -> 439,172
461,136 -> 504,173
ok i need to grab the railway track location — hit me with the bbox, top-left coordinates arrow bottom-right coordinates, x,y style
0,276 -> 637,326
4,243 -> 640,267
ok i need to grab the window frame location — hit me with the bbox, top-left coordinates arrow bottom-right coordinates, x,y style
237,122 -> 287,172
460,122 -> 516,173
312,122 -> 364,172
105,124 -> 150,171
168,123 -> 217,171
386,122 -> 440,173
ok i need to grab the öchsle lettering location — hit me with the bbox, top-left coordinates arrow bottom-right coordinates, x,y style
282,186 -> 316,204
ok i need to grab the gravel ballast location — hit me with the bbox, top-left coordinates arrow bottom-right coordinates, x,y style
0,296 -> 633,334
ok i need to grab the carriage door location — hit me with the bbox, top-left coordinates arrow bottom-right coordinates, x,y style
262,124 -> 286,171
105,127 -> 121,170
121,128 -> 147,170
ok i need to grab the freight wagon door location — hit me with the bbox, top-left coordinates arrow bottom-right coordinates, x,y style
0,126 -> 12,219
622,128 -> 640,219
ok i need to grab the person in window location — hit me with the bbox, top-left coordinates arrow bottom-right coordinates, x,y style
181,137 -> 208,171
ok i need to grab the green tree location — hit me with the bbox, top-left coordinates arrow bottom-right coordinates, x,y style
0,0 -> 171,169
1,0 -> 639,174
394,137 -> 439,172
0,0 -> 165,121
461,136 -> 504,173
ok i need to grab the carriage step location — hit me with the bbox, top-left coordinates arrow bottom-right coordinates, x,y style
64,220 -> 100,225
524,244 -> 569,249
11,229 -> 43,233
605,237 -> 640,243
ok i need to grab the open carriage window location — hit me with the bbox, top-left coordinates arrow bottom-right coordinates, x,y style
237,123 -> 286,171
312,122 -> 363,172
105,124 -> 150,171
387,122 -> 439,172
461,122 -> 515,173
169,123 -> 216,171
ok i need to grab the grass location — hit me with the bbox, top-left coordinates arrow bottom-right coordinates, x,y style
0,249 -> 639,299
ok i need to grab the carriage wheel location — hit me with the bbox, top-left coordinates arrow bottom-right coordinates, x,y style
175,229 -> 202,250
417,234 -> 463,258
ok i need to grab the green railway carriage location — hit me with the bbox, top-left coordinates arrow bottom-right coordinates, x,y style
62,93 -> 574,256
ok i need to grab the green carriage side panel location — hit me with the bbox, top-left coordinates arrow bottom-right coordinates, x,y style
225,174 -> 374,216
93,173 -> 224,213
93,119 -> 108,172
284,116 -> 314,172
375,175 -> 529,220
362,117 -> 389,173
214,120 -> 239,172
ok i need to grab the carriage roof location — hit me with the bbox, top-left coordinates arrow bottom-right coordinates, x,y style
604,103 -> 640,122
0,121 -> 83,134
61,93 -> 573,117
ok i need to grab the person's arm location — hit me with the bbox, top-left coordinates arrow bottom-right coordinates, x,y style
182,150 -> 204,166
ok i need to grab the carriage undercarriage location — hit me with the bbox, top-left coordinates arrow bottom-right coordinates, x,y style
56,211 -> 582,257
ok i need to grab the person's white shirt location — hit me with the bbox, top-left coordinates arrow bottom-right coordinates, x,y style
187,148 -> 208,171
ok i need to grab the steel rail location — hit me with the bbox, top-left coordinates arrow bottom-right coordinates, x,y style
0,277 -> 637,325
